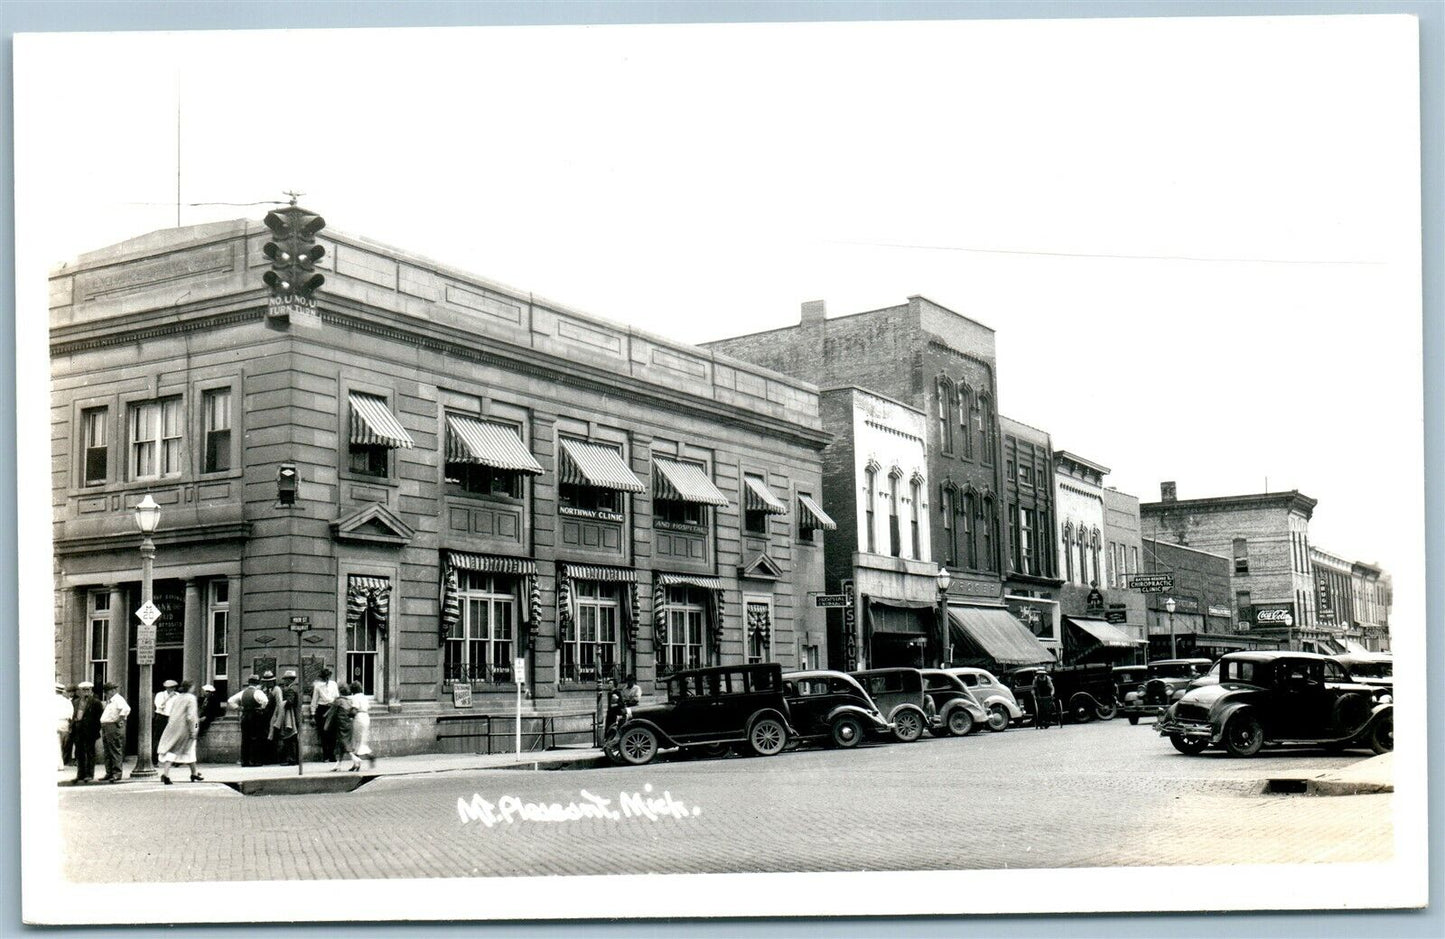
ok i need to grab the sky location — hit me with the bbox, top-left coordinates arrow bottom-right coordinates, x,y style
14,15 -> 1423,600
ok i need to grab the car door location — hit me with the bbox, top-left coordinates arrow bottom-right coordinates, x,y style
783,678 -> 825,736
1270,659 -> 1331,738
664,674 -> 712,743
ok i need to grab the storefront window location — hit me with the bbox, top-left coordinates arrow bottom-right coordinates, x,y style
444,573 -> 516,684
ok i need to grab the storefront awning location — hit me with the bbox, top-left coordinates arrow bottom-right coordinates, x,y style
949,606 -> 1054,666
349,392 -> 414,449
559,439 -> 646,492
1066,616 -> 1144,648
655,572 -> 725,590
743,476 -> 787,514
866,598 -> 936,634
653,458 -> 729,507
797,494 -> 837,531
446,551 -> 538,576
445,415 -> 543,474
1342,638 -> 1370,655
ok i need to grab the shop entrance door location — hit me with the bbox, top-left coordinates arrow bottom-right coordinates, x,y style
870,633 -> 926,669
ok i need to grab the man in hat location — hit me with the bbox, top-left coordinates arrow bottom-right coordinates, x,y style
227,676 -> 270,766
152,679 -> 178,761
72,681 -> 103,784
310,666 -> 340,762
56,682 -> 74,768
271,670 -> 301,766
98,681 -> 131,782
61,683 -> 80,766
259,670 -> 278,764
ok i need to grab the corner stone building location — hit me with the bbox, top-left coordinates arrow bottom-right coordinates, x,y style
52,218 -> 828,758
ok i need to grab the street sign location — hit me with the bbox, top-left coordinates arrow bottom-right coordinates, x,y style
515,657 -> 526,685
289,616 -> 312,632
135,626 -> 156,666
1128,572 -> 1175,593
135,601 -> 161,626
815,594 -> 850,608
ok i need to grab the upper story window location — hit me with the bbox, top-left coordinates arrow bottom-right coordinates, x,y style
202,389 -> 232,474
797,491 -> 836,543
1233,537 -> 1250,574
81,407 -> 108,486
444,414 -> 542,499
937,378 -> 954,454
941,487 -> 955,565
130,397 -> 183,480
957,384 -> 974,460
348,391 -> 415,479
1018,463 -> 1034,486
864,466 -> 878,553
976,394 -> 995,465
653,456 -> 728,529
963,491 -> 977,569
1019,506 -> 1038,576
1062,522 -> 1075,583
742,472 -> 787,537
909,478 -> 922,559
887,470 -> 902,557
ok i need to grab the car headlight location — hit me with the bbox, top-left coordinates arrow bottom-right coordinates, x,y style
1379,694 -> 1393,705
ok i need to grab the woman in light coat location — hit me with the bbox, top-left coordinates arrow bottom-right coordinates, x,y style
157,680 -> 202,783
347,681 -> 375,770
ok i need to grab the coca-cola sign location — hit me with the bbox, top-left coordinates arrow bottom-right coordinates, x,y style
1252,603 -> 1296,627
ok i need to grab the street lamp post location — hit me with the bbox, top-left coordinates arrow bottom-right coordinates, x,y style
132,494 -> 161,778
1164,596 -> 1177,660
936,567 -> 952,667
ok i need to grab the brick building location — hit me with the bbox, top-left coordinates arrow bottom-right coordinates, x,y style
1054,450 -> 1141,664
1138,538 -> 1272,660
999,416 -> 1062,657
52,214 -> 829,758
1101,487 -> 1147,654
1351,563 -> 1392,652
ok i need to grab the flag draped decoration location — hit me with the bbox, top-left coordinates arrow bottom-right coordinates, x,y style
711,589 -> 725,658
626,583 -> 641,650
527,573 -> 542,650
440,563 -> 461,640
557,565 -> 574,642
346,577 -> 391,637
747,605 -> 771,646
653,581 -> 668,654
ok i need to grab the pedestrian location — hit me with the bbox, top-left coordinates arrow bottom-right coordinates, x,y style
157,679 -> 202,784
72,681 -> 102,784
310,667 -> 340,762
326,684 -> 355,772
259,670 -> 278,764
622,674 -> 642,710
1032,669 -> 1058,730
227,675 -> 270,766
56,682 -> 74,768
197,683 -> 223,737
62,683 -> 79,766
271,670 -> 301,766
347,681 -> 375,771
98,681 -> 130,783
152,678 -> 178,759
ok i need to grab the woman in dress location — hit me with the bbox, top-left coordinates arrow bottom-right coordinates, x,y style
157,680 -> 202,783
326,684 -> 354,772
347,681 -> 375,770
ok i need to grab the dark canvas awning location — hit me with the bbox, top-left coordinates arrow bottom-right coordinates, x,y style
743,476 -> 787,514
949,606 -> 1054,666
445,415 -> 543,474
349,392 -> 414,449
559,439 -> 646,492
866,598 -> 935,634
1066,616 -> 1144,648
653,458 -> 729,507
797,494 -> 837,531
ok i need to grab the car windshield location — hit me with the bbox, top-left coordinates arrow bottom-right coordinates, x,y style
1151,662 -> 1202,679
1348,662 -> 1392,679
1116,669 -> 1146,683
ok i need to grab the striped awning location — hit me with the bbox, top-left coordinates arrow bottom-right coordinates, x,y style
743,476 -> 787,515
447,551 -> 538,576
559,439 -> 645,493
564,563 -> 638,583
655,572 -> 725,590
349,392 -> 414,449
346,575 -> 391,637
797,494 -> 837,531
445,415 -> 543,474
653,458 -> 729,507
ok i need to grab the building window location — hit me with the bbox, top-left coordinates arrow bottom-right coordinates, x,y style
1063,524 -> 1075,583
1020,507 -> 1037,577
942,488 -> 955,566
81,407 -> 108,486
1018,463 -> 1034,486
964,493 -> 977,569
202,389 -> 232,474
347,391 -> 415,480
346,576 -> 390,700
207,580 -> 229,693
1130,546 -> 1139,577
130,397 -> 183,480
449,463 -> 522,499
659,586 -> 706,676
87,590 -> 110,688
937,378 -> 954,454
1233,537 -> 1249,574
864,467 -> 877,553
444,573 -> 516,684
1008,502 -> 1022,572
976,395 -> 994,464
743,472 -> 771,536
909,479 -> 921,559
562,581 -> 620,683
957,385 -> 974,459
800,643 -> 820,669
888,471 -> 901,558
560,483 -> 621,515
1089,528 -> 1101,586
982,497 -> 997,572
746,601 -> 772,664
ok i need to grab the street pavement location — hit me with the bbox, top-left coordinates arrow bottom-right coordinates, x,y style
57,718 -> 1392,882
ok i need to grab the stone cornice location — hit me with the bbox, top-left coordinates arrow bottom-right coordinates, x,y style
54,521 -> 252,556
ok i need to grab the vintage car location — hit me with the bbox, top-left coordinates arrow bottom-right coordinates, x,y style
920,669 -> 991,737
850,668 -> 934,742
1119,658 -> 1214,724
782,670 -> 893,748
603,663 -> 794,766
1156,651 -> 1393,757
1006,663 -> 1120,723
1332,653 -> 1393,702
946,666 -> 1025,731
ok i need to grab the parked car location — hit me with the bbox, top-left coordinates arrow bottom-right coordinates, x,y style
851,668 -> 934,742
1332,653 -> 1393,702
1119,658 -> 1213,724
1006,663 -> 1119,723
920,669 -> 990,737
946,666 -> 1024,731
1155,651 -> 1393,757
603,663 -> 794,766
782,670 -> 893,748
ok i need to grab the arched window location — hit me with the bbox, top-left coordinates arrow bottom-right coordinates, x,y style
864,464 -> 878,554
957,383 -> 974,460
1077,527 -> 1089,586
963,491 -> 977,569
909,476 -> 922,559
1090,527 -> 1102,586
982,495 -> 997,572
937,377 -> 955,454
1062,522 -> 1075,583
977,394 -> 994,464
941,484 -> 955,566
888,469 -> 902,557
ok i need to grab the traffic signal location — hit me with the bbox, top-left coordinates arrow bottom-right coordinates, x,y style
262,206 -> 327,301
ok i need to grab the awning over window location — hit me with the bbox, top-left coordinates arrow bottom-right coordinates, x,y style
559,439 -> 646,493
655,572 -> 725,590
1065,616 -> 1144,648
743,476 -> 787,515
346,576 -> 391,637
447,551 -> 537,576
653,458 -> 729,507
563,563 -> 638,583
866,598 -> 936,635
797,494 -> 837,531
348,392 -> 414,449
445,415 -> 543,474
949,606 -> 1054,666
440,553 -> 541,643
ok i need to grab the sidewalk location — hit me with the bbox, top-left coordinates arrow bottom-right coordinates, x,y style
58,745 -> 608,790
1265,752 -> 1393,795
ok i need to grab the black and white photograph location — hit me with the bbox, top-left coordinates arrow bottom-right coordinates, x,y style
12,7 -> 1431,926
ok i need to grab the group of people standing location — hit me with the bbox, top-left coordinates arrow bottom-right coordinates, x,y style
57,665 -> 377,783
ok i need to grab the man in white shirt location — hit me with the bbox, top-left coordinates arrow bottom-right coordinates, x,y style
310,667 -> 340,762
99,681 -> 131,783
56,682 -> 74,768
153,679 -> 178,761
227,676 -> 271,766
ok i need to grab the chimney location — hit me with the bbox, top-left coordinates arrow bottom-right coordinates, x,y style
801,299 -> 826,327
1160,481 -> 1177,502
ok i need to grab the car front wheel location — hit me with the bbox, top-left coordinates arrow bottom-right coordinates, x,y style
1069,695 -> 1096,724
1094,700 -> 1119,721
947,707 -> 975,737
892,709 -> 924,742
986,704 -> 1010,732
618,726 -> 659,766
1224,714 -> 1265,757
749,717 -> 788,757
830,715 -> 864,749
1369,715 -> 1393,754
1169,733 -> 1209,755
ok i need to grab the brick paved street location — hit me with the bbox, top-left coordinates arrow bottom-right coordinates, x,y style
57,719 -> 1391,882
